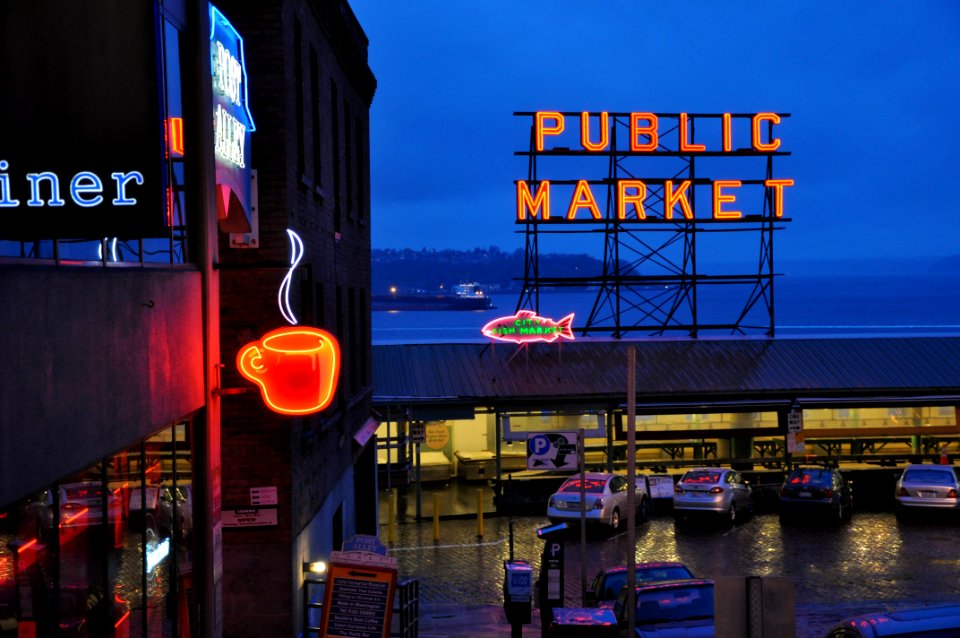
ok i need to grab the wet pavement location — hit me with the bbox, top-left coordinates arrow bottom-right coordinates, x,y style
382,508 -> 960,637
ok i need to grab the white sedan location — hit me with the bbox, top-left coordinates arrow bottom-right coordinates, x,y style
547,472 -> 649,530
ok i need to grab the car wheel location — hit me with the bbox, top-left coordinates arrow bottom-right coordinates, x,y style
726,503 -> 737,526
610,508 -> 621,530
836,502 -> 844,524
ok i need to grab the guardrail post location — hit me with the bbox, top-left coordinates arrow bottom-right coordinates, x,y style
388,488 -> 397,545
476,488 -> 484,538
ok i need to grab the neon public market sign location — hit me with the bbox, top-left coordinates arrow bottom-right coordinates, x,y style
516,111 -> 795,222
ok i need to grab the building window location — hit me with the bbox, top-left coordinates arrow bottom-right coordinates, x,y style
356,116 -> 366,226
330,80 -> 341,234
345,102 -> 353,220
348,287 -> 357,393
0,420 -> 195,637
310,47 -> 323,194
294,19 -> 305,179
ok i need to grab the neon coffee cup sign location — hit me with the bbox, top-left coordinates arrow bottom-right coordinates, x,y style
236,230 -> 340,415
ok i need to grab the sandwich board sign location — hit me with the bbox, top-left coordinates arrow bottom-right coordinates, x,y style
318,537 -> 398,638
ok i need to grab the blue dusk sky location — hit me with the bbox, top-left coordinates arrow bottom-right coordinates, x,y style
350,1 -> 960,270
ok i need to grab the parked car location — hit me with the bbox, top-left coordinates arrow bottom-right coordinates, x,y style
157,483 -> 193,540
59,482 -> 123,529
547,472 -> 650,531
586,562 -> 695,607
23,482 -> 123,535
894,464 -> 960,517
779,466 -> 853,523
672,468 -> 752,526
613,579 -> 714,637
824,602 -> 960,637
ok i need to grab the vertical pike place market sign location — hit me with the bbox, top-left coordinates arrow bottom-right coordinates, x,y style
516,111 -> 794,222
211,4 -> 256,233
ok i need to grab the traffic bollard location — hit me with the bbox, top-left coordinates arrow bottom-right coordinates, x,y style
388,488 -> 397,545
433,493 -> 441,542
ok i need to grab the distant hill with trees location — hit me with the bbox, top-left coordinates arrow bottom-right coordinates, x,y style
371,247 -> 604,294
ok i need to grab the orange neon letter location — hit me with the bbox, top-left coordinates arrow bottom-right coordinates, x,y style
168,117 -> 185,156
566,180 -> 601,220
664,181 -> 694,219
679,113 -> 706,152
713,180 -> 743,219
517,180 -> 551,220
535,111 -> 564,152
630,112 -> 658,152
617,180 -> 647,219
765,179 -> 795,217
752,112 -> 782,151
721,113 -> 733,153
580,112 -> 609,152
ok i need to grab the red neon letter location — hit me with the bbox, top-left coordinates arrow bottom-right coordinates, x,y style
517,180 -> 551,220
752,112 -> 782,151
765,178 -> 795,217
722,113 -> 733,153
713,180 -> 743,219
581,111 -> 609,151
678,113 -> 706,152
618,180 -> 647,219
535,111 -> 564,151
630,113 -> 658,152
566,180 -> 601,220
664,181 -> 694,219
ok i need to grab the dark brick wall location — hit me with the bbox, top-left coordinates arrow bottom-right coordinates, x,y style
213,1 -> 375,636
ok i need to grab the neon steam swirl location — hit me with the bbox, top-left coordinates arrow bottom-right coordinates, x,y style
278,229 -> 304,325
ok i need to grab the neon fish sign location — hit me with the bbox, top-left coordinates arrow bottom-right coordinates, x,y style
236,230 -> 341,415
482,310 -> 575,344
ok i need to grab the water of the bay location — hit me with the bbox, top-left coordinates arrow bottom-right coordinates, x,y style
373,274 -> 960,344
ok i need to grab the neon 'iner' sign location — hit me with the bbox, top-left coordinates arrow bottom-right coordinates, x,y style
517,111 -> 795,222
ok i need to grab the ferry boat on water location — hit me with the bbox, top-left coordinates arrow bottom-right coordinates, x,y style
372,282 -> 496,311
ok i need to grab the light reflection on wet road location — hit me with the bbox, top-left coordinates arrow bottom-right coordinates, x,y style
388,511 -> 960,633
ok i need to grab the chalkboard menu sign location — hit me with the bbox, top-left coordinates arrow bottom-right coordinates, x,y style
319,559 -> 397,638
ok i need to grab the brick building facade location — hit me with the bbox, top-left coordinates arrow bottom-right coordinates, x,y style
212,1 -> 377,636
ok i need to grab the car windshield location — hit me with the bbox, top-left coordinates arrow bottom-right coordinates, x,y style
635,585 -> 714,624
637,566 -> 694,582
787,470 -> 832,487
680,471 -> 722,485
902,469 -> 957,485
560,478 -> 607,494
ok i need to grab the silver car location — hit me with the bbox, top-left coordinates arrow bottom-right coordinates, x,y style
673,467 -> 752,526
895,464 -> 960,516
547,472 -> 649,530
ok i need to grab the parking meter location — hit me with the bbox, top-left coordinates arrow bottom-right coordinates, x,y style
536,522 -> 569,637
503,559 -> 533,631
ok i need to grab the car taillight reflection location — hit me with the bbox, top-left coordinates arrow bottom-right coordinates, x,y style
897,487 -> 909,497
708,487 -> 723,495
948,489 -> 958,499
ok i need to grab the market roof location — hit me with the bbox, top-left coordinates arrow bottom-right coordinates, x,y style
372,337 -> 960,409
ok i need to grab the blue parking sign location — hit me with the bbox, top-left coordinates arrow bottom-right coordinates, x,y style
529,434 -> 551,456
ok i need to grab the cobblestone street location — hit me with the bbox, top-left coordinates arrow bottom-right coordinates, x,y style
383,510 -> 960,637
